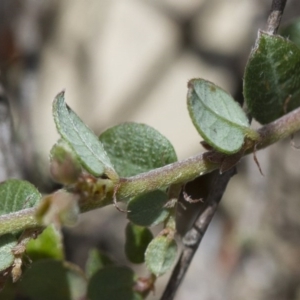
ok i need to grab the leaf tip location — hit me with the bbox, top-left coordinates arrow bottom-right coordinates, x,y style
56,89 -> 66,98
187,79 -> 195,89
53,90 -> 66,108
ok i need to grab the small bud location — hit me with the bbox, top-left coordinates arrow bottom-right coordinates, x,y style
36,190 -> 79,228
50,139 -> 82,185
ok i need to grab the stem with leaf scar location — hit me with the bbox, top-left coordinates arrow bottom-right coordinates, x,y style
0,105 -> 300,236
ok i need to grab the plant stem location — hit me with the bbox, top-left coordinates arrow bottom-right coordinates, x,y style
117,155 -> 217,200
256,106 -> 300,150
161,168 -> 236,300
0,208 -> 39,235
266,0 -> 287,34
118,106 -> 300,200
0,106 -> 300,235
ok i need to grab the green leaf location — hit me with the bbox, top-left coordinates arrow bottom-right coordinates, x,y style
145,235 -> 177,277
99,122 -> 177,177
85,248 -> 114,278
19,260 -> 87,300
26,225 -> 64,261
53,91 -> 118,179
0,234 -> 17,272
0,280 -> 15,300
281,18 -> 300,47
88,266 -> 142,300
0,180 -> 41,274
244,32 -> 300,124
127,190 -> 169,227
125,223 -> 153,264
0,179 -> 41,215
187,79 -> 250,154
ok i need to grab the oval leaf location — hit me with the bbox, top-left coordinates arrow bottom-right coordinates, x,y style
0,179 -> 41,215
0,181 -> 40,275
145,235 -> 177,277
127,190 -> 169,227
99,122 -> 177,177
125,223 -> 153,264
53,91 -> 117,179
0,234 -> 17,272
244,32 -> 300,124
19,260 -> 87,300
187,79 -> 250,154
88,266 -> 142,300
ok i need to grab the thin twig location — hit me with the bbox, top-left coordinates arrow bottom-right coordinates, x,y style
266,0 -> 288,34
161,169 -> 236,300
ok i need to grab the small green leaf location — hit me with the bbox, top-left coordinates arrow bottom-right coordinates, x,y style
281,18 -> 300,47
125,223 -> 153,264
0,179 -> 41,215
53,91 -> 117,179
26,225 -> 64,261
187,79 -> 250,154
99,122 -> 177,177
85,248 -> 114,278
0,234 -> 17,272
0,181 -> 41,275
244,32 -> 300,124
19,260 -> 87,300
127,190 -> 169,227
88,266 -> 142,300
145,235 -> 177,277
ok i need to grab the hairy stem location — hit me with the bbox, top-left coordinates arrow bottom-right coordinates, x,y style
117,105 -> 300,199
266,0 -> 287,34
0,106 -> 300,235
0,208 -> 39,235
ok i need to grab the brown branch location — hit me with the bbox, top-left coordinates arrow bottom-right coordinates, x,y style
161,168 -> 236,300
266,0 -> 288,34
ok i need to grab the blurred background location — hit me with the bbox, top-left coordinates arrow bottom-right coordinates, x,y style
0,0 -> 300,299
